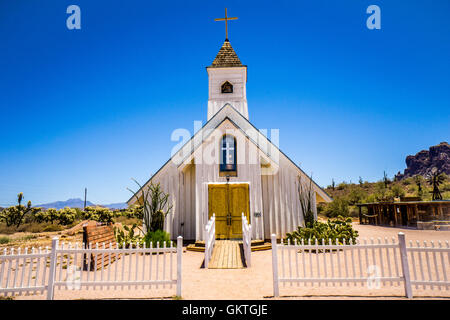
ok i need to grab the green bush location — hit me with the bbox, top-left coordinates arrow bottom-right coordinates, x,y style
143,230 -> 172,248
346,186 -> 367,205
390,185 -> 405,198
285,216 -> 359,245
323,198 -> 350,218
0,236 -> 10,244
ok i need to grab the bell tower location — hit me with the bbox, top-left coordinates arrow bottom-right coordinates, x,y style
207,9 -> 248,120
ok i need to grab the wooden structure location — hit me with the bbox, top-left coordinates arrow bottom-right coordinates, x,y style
207,240 -> 245,269
82,223 -> 116,271
357,200 -> 450,227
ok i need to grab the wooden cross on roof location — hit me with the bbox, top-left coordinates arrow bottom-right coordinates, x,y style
214,8 -> 238,40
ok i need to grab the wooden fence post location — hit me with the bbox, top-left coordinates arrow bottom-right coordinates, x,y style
398,232 -> 413,299
271,234 -> 279,297
46,237 -> 59,300
176,236 -> 183,298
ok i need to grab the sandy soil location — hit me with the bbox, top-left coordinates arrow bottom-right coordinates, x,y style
10,224 -> 450,300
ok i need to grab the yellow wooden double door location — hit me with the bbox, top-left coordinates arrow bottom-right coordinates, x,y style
208,183 -> 250,239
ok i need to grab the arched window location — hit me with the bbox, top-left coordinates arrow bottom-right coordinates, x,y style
220,135 -> 237,173
221,81 -> 233,94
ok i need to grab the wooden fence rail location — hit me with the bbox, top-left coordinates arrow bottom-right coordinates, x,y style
0,236 -> 183,299
271,232 -> 449,298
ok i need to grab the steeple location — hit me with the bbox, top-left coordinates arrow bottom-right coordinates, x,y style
206,10 -> 248,121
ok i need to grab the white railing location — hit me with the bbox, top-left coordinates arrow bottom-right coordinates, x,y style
271,232 -> 450,298
203,214 -> 215,268
0,236 -> 183,299
242,213 -> 252,267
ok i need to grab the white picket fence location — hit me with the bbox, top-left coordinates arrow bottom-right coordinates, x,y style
204,214 -> 215,268
0,236 -> 183,299
271,232 -> 450,298
241,213 -> 252,267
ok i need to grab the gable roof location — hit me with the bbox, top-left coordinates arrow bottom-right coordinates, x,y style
127,104 -> 332,204
208,39 -> 244,68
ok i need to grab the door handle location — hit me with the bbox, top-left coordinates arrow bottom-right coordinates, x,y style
227,213 -> 232,225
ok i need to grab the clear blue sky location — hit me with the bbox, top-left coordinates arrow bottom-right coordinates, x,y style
0,0 -> 449,206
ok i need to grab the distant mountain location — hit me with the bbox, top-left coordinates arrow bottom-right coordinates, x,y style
36,198 -> 127,210
102,203 -> 128,210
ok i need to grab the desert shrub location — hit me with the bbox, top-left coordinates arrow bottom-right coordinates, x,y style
316,203 -> 327,216
336,182 -> 347,191
73,208 -> 84,220
57,207 -> 77,225
32,207 -> 76,226
285,216 -> 359,245
0,236 -> 10,244
143,230 -> 172,248
22,234 -> 37,241
390,185 -> 405,198
323,198 -> 350,218
114,223 -> 143,248
374,181 -> 392,201
46,208 -> 59,223
348,205 -> 360,218
82,207 -> 114,224
346,186 -> 367,205
114,215 -> 142,226
0,193 -> 40,228
128,205 -> 143,219
113,205 -> 143,220
15,222 -> 49,233
42,224 -> 63,232
402,178 -> 412,186
441,182 -> 450,192
32,210 -> 48,223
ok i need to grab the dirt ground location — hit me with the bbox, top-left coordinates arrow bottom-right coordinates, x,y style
10,223 -> 450,300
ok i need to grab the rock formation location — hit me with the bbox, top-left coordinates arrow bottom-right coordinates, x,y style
395,142 -> 450,180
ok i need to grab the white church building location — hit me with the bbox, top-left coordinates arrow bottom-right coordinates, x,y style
127,37 -> 332,241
